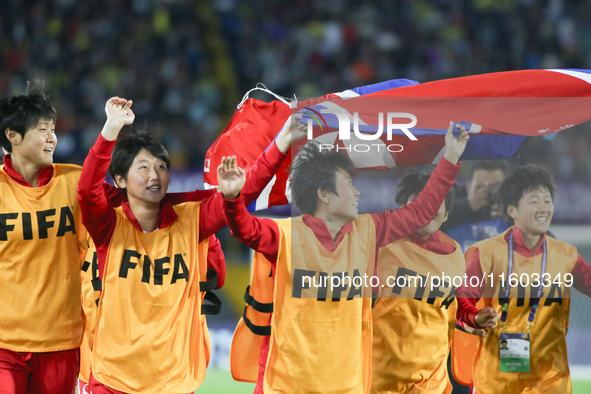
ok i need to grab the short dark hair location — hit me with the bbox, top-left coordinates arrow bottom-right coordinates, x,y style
469,160 -> 508,180
395,170 -> 456,213
109,128 -> 171,193
290,141 -> 355,215
0,81 -> 57,153
497,164 -> 556,222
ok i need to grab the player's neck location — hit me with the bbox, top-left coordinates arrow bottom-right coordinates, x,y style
9,153 -> 41,187
417,228 -> 436,239
519,228 -> 543,254
324,218 -> 347,241
128,198 -> 160,232
313,211 -> 349,241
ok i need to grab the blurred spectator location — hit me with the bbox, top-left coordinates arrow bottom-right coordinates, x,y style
442,160 -> 511,252
0,0 -> 222,168
1,0 -> 591,179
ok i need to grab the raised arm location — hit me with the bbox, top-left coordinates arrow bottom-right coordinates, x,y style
222,195 -> 281,262
218,112 -> 306,205
217,156 -> 280,261
103,181 -> 126,206
197,115 -> 306,241
78,97 -> 134,248
164,142 -> 286,205
374,122 -> 468,247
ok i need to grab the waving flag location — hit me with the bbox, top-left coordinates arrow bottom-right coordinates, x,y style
203,79 -> 418,209
204,69 -> 591,209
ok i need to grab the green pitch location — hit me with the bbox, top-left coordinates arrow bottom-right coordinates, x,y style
196,368 -> 254,393
194,370 -> 591,393
77,370 -> 591,393
573,380 -> 591,393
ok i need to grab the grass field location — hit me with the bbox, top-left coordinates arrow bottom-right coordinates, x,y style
77,368 -> 591,393
573,380 -> 591,393
196,368 -> 254,393
195,369 -> 591,393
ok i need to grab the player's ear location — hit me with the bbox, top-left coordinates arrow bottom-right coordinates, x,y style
5,128 -> 22,146
317,188 -> 330,205
443,211 -> 449,222
114,174 -> 127,190
507,205 -> 518,221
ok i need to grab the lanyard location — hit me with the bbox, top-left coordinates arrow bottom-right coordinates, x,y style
500,229 -> 547,331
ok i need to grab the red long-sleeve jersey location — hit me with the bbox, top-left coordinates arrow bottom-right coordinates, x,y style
223,156 -> 461,261
77,133 -> 287,282
222,156 -> 461,392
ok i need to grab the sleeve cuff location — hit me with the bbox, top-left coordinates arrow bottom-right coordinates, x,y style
223,194 -> 246,211
264,142 -> 288,168
92,134 -> 117,157
436,156 -> 462,178
466,312 -> 479,329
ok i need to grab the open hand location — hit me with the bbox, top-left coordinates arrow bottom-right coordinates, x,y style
275,113 -> 307,153
217,156 -> 246,199
101,97 -> 135,140
442,121 -> 470,164
106,97 -> 134,126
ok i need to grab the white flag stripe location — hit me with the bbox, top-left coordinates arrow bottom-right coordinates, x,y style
547,69 -> 591,86
255,175 -> 277,211
285,178 -> 292,203
334,89 -> 361,98
431,146 -> 446,165
319,101 -> 370,126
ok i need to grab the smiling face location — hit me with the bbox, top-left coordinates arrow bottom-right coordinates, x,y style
115,148 -> 170,206
406,192 -> 449,237
507,187 -> 553,237
323,169 -> 360,223
7,118 -> 57,170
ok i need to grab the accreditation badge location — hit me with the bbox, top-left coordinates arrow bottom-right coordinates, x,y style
499,333 -> 530,372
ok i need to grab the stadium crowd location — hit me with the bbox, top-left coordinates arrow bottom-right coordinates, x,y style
1,0 -> 591,177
